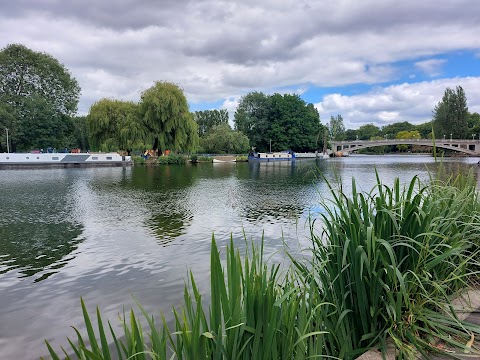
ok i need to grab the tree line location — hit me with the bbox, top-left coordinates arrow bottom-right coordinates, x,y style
1,44 -> 478,155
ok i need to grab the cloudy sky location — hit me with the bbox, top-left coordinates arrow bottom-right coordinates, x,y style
2,0 -> 480,129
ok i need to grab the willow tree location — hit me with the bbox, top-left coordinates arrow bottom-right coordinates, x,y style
139,81 -> 198,153
87,99 -> 144,154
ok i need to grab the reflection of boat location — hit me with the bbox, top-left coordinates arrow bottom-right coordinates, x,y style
248,151 -> 295,162
213,157 -> 236,163
0,152 -> 131,168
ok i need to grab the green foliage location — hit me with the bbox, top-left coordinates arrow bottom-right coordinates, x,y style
433,86 -> 469,139
200,123 -> 250,154
87,99 -> 143,153
291,171 -> 480,358
356,123 -> 381,140
198,156 -> 213,162
139,81 -> 199,153
45,237 -> 327,359
189,154 -> 198,163
132,155 -> 146,164
234,92 -> 325,152
193,109 -> 229,136
0,44 -> 80,151
157,153 -> 187,164
235,155 -> 248,162
414,121 -> 433,138
329,114 -> 345,141
395,130 -> 420,151
381,121 -> 415,138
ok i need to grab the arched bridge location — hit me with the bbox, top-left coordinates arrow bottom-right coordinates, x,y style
331,139 -> 480,156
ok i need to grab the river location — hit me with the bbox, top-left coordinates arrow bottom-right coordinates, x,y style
0,155 -> 478,359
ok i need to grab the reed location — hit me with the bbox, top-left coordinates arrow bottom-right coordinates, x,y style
290,171 -> 480,358
44,237 -> 327,359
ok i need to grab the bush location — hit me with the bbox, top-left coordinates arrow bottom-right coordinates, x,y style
157,154 -> 187,165
198,156 -> 213,162
189,154 -> 198,163
235,155 -> 248,162
131,155 -> 145,164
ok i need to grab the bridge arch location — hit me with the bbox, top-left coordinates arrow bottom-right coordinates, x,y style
330,139 -> 480,156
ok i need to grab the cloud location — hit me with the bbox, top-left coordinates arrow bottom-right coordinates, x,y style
315,77 -> 480,129
414,59 -> 447,76
1,0 -> 480,119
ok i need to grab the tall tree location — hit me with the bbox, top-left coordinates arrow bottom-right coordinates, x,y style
194,109 -> 229,136
235,92 -> 324,152
87,99 -> 144,154
0,44 -> 80,150
329,115 -> 345,141
234,92 -> 270,150
139,81 -> 198,153
433,86 -> 468,139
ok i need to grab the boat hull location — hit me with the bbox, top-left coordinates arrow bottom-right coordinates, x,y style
0,153 -> 132,168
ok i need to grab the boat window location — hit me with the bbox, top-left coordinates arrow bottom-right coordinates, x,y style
37,157 -> 40,159
92,157 -> 98,160
106,156 -> 112,160
26,157 -> 29,159
6,157 -> 9,160
52,157 -> 59,160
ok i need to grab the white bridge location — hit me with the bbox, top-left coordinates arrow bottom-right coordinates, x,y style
331,139 -> 480,156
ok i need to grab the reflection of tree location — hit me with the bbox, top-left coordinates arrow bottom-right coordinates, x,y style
238,161 -> 321,223
126,166 -> 197,245
0,222 -> 83,282
146,212 -> 193,246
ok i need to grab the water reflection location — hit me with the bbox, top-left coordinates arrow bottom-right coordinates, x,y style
0,170 -> 85,282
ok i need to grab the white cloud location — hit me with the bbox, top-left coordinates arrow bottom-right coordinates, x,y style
315,77 -> 480,129
414,59 -> 447,77
2,1 -> 480,120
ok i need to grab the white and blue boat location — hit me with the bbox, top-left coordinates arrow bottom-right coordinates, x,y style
248,151 -> 295,162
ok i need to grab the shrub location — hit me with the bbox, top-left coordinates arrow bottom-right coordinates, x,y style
157,154 -> 187,165
235,155 -> 248,162
132,155 -> 145,164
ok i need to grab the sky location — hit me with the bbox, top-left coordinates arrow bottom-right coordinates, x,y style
2,0 -> 480,129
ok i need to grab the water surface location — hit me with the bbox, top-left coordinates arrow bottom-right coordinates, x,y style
0,155 -> 478,359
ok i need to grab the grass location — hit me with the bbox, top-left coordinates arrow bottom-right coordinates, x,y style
45,171 -> 480,359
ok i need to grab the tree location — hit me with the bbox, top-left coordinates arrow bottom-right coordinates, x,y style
200,123 -> 250,154
381,121 -> 414,138
414,121 -> 433,139
234,92 -> 324,152
139,81 -> 198,153
0,44 -> 80,150
344,129 -> 358,141
194,109 -> 229,136
432,86 -> 468,139
329,115 -> 345,141
87,99 -> 144,154
356,123 -> 381,140
396,130 -> 421,152
234,92 -> 270,150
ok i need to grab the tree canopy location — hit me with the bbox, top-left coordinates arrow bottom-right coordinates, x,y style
139,81 -> 198,153
0,44 -> 80,151
433,86 -> 468,139
329,115 -> 345,141
87,99 -> 143,153
234,92 -> 324,152
194,109 -> 229,136
200,123 -> 250,154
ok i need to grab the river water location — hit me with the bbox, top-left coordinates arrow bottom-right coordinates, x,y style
0,155 -> 478,359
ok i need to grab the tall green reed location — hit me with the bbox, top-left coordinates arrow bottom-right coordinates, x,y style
44,237 -> 328,359
291,170 -> 480,358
